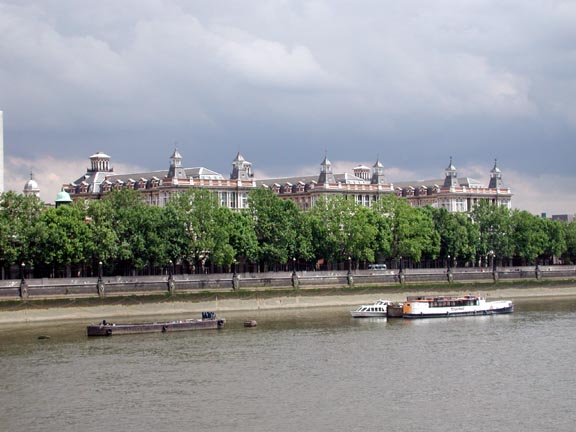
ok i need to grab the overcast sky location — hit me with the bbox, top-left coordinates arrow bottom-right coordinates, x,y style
1,0 -> 575,215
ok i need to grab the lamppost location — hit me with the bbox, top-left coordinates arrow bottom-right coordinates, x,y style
447,254 -> 453,283
166,260 -> 175,294
98,261 -> 103,283
491,252 -> 498,281
492,253 -> 497,272
398,256 -> 405,284
347,257 -> 353,286
97,261 -> 105,297
232,260 -> 240,291
20,262 -> 26,284
291,257 -> 299,289
19,262 -> 28,299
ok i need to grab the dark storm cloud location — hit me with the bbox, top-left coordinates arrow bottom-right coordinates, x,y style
1,0 -> 575,213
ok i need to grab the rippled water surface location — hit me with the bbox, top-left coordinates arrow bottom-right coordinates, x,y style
1,297 -> 576,432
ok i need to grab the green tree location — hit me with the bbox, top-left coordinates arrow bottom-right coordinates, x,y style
85,198 -> 120,269
227,209 -> 259,267
308,195 -> 378,265
542,218 -> 567,264
0,192 -> 44,275
247,188 -> 300,269
430,207 -> 478,266
510,210 -> 548,265
99,189 -> 167,274
470,200 -> 513,266
373,195 -> 439,264
562,221 -> 576,264
31,202 -> 92,277
163,189 -> 235,272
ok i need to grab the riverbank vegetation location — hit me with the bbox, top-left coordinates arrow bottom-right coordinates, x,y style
1,189 -> 575,278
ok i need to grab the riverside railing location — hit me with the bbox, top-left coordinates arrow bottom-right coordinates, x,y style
1,266 -> 575,302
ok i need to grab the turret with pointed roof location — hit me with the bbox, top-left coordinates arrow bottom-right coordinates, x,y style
488,159 -> 503,188
317,155 -> 336,184
167,148 -> 187,180
443,156 -> 458,188
371,157 -> 386,185
230,152 -> 253,180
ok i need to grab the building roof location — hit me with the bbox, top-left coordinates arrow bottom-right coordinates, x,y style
55,190 -> 72,202
257,172 -> 367,187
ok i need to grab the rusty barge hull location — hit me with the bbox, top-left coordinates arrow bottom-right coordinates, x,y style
87,318 -> 225,336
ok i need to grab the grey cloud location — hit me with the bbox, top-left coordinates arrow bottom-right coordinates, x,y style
1,0 -> 575,213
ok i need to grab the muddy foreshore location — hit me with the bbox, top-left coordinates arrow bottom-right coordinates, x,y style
1,284 -> 576,324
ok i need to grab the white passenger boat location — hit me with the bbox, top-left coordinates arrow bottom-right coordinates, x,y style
350,299 -> 393,318
402,294 -> 514,319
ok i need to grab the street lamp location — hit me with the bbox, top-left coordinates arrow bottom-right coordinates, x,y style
447,255 -> 451,271
20,262 -> 26,283
98,261 -> 103,283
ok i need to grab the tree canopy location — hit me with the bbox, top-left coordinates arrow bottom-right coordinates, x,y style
1,189 -> 573,278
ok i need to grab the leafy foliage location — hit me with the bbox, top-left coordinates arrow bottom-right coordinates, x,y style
1,188 -> 574,277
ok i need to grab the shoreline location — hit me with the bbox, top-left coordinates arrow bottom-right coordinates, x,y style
1,285 -> 576,324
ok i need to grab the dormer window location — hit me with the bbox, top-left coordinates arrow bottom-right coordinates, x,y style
101,181 -> 112,193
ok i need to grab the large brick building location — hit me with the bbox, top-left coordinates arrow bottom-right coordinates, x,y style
63,150 -> 512,212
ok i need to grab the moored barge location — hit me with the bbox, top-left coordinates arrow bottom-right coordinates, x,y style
87,312 -> 225,336
402,294 -> 513,319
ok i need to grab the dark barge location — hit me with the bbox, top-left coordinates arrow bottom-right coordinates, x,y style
87,312 -> 225,336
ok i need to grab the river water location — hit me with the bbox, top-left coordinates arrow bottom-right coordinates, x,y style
1,297 -> 575,432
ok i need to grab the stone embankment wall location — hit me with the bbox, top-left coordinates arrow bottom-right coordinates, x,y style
1,266 -> 575,301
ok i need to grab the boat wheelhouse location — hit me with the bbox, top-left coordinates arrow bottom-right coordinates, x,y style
402,294 -> 513,319
350,299 -> 392,318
